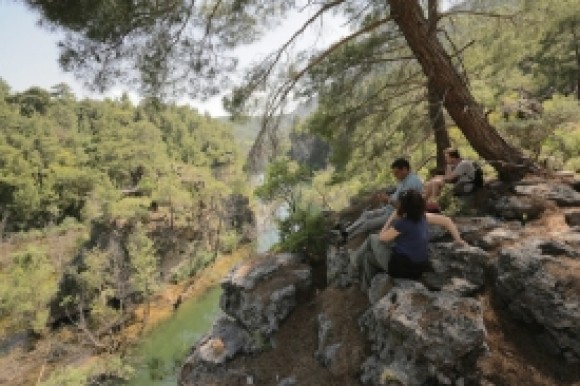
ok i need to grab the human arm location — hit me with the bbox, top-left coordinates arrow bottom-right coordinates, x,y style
378,210 -> 400,242
443,164 -> 458,183
381,209 -> 398,232
425,213 -> 468,246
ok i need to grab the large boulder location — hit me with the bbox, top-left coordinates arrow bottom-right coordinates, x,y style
430,216 -> 502,244
179,317 -> 255,386
422,243 -> 490,296
494,243 -> 580,363
492,195 -> 546,220
220,253 -> 312,336
478,227 -> 521,250
360,281 -> 486,385
515,182 -> 580,207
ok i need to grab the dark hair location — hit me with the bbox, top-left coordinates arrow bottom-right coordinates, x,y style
391,158 -> 410,170
444,148 -> 461,159
397,189 -> 426,222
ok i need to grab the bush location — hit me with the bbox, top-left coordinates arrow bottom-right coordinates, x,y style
276,206 -> 330,260
218,230 -> 240,253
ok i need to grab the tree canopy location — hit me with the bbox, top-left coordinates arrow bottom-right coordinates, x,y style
17,0 -> 580,179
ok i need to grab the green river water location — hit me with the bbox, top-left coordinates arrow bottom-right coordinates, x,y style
126,287 -> 223,385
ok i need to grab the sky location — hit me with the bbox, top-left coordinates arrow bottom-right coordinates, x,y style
0,1 -> 347,116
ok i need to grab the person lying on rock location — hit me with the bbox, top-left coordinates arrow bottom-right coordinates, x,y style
350,189 -> 467,290
337,158 -> 423,243
423,148 -> 478,212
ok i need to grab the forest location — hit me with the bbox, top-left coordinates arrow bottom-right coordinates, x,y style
0,0 -> 579,384
0,79 -> 255,383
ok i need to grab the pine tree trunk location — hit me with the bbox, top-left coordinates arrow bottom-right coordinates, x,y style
389,0 -> 535,180
427,0 -> 450,172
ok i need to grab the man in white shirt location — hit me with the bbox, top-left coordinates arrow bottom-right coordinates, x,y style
423,148 -> 475,206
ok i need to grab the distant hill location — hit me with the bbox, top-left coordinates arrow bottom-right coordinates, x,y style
219,98 -> 319,167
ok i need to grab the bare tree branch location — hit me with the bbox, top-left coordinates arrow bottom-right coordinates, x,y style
438,10 -> 517,22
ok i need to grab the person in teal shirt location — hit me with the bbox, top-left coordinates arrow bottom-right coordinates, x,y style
342,158 -> 423,241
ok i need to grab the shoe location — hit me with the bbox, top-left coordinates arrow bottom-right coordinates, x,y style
328,229 -> 349,245
328,229 -> 345,245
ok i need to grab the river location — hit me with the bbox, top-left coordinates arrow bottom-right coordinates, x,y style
125,200 -> 285,385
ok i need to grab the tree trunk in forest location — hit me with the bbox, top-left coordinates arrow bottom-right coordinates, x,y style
427,0 -> 451,172
389,0 -> 536,181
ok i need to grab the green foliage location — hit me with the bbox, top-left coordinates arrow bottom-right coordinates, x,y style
275,206 -> 330,259
0,247 -> 58,334
255,159 -> 311,212
218,230 -> 241,254
127,222 -> 159,300
0,81 -> 245,233
39,354 -> 134,386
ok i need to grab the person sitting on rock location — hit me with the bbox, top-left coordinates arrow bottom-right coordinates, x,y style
337,158 -> 423,243
423,148 -> 477,211
350,189 -> 467,290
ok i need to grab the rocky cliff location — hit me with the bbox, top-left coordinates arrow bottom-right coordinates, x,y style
179,177 -> 580,385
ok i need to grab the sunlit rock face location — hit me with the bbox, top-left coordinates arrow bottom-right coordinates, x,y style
360,280 -> 486,385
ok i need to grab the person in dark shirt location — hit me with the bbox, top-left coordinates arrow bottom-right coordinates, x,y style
350,189 -> 467,290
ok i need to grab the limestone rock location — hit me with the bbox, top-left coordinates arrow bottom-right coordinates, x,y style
430,216 -> 501,244
220,253 -> 312,336
314,313 -> 344,372
360,281 -> 486,385
493,195 -> 546,220
327,246 -> 358,287
179,317 -> 254,386
367,274 -> 392,304
515,182 -> 580,207
494,245 -> 580,362
422,243 -> 490,296
479,227 -> 521,250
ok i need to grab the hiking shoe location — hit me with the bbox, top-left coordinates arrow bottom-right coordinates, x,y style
329,229 -> 348,245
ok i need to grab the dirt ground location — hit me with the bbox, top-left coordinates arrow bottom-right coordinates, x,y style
228,286 -> 370,386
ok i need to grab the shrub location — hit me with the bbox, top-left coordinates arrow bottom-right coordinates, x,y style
218,230 -> 240,254
276,206 -> 330,260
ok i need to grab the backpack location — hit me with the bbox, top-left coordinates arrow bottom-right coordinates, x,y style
471,161 -> 484,189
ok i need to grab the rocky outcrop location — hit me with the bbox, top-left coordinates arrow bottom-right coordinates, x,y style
360,280 -> 486,385
422,243 -> 490,296
314,313 -> 343,371
180,176 -> 580,386
180,252 -> 313,385
220,253 -> 312,336
327,246 -> 358,288
179,317 -> 255,385
494,242 -> 580,363
515,182 -> 580,207
493,195 -> 546,220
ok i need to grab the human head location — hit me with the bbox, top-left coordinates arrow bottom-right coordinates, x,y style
397,189 -> 426,222
390,158 -> 411,181
444,148 -> 461,165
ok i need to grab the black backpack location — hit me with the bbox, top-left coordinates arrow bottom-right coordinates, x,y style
472,161 -> 484,189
